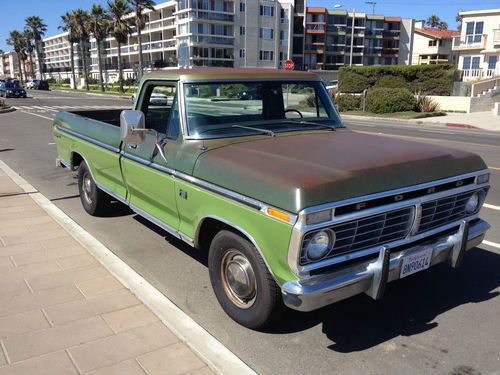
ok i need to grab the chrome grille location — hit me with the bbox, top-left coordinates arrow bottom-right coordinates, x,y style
300,207 -> 414,265
417,190 -> 476,234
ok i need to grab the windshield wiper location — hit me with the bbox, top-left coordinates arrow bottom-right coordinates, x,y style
232,125 -> 276,137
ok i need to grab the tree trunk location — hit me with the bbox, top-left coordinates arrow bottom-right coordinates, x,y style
137,25 -> 143,80
117,41 -> 124,93
17,53 -> 25,85
29,51 -> 35,79
70,42 -> 76,90
80,40 -> 89,91
97,40 -> 105,92
35,40 -> 44,80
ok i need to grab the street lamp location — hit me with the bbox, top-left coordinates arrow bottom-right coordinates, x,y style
365,1 -> 377,15
334,4 -> 355,67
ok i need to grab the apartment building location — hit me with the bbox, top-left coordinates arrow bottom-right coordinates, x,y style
452,8 -> 500,81
412,21 -> 459,65
302,7 -> 414,70
1,52 -> 19,79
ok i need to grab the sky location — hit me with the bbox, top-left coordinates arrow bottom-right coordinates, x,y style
1,0 -> 500,51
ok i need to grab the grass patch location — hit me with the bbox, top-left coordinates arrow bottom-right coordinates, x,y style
0,99 -> 10,110
341,110 -> 447,119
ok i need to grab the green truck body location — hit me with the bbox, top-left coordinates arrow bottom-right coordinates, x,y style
53,68 -> 490,329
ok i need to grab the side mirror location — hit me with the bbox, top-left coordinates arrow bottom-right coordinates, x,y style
120,110 -> 146,144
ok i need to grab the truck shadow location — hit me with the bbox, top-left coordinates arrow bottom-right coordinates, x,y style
271,247 -> 499,353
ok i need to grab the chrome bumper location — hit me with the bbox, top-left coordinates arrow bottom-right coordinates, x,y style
281,219 -> 490,312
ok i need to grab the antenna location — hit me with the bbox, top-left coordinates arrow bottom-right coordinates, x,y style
365,1 -> 377,14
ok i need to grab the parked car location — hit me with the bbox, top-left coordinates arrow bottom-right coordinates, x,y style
0,81 -> 27,98
131,90 -> 168,106
53,68 -> 490,330
325,80 -> 338,90
236,85 -> 262,100
33,80 -> 49,90
26,80 -> 36,89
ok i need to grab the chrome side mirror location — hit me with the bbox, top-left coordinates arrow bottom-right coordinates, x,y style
120,110 -> 146,144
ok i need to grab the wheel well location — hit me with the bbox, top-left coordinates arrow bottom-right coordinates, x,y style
196,218 -> 250,251
71,152 -> 84,170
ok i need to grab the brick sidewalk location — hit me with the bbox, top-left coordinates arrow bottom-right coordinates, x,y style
0,168 -> 214,374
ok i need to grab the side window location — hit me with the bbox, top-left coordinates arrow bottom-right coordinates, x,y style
141,82 -> 177,135
167,94 -> 180,139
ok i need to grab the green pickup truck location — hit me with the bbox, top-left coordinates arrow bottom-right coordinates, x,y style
53,68 -> 490,329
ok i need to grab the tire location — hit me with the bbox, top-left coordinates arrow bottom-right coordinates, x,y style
77,161 -> 111,216
208,230 -> 285,330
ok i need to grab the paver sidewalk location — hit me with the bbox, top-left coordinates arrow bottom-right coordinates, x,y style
0,168 -> 214,374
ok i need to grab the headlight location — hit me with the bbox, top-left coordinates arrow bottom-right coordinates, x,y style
305,230 -> 335,260
465,192 -> 479,214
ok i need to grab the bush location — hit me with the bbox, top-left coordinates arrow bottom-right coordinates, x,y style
46,77 -> 57,84
375,75 -> 408,89
335,94 -> 362,112
339,65 -> 457,95
366,88 -> 416,114
416,96 -> 440,112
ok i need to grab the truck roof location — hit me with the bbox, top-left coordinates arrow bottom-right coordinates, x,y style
143,67 -> 320,82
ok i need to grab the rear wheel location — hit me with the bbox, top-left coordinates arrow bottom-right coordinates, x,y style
77,161 -> 111,216
208,230 -> 285,330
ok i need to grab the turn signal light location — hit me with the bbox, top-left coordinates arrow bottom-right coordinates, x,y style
267,208 -> 291,223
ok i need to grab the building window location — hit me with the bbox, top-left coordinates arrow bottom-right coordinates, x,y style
240,26 -> 245,35
428,40 -> 437,47
260,28 -> 274,39
280,8 -> 289,23
260,50 -> 274,60
465,21 -> 483,44
260,5 -> 274,17
240,49 -> 245,58
279,51 -> 288,61
488,55 -> 497,70
240,2 -> 245,12
462,56 -> 481,70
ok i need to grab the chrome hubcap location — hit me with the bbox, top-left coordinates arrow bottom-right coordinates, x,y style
221,250 -> 256,309
82,172 -> 93,204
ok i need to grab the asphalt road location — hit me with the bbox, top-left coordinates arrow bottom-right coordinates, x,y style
1,89 -> 499,375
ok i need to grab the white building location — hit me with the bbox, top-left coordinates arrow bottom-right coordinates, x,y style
412,21 -> 459,65
452,8 -> 500,81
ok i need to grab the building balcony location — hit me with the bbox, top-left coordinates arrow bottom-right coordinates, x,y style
452,35 -> 486,50
461,68 -> 499,82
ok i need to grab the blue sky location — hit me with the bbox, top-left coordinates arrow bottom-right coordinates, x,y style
2,0 -> 500,51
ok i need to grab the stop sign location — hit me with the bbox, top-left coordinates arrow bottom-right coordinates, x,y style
284,59 -> 294,71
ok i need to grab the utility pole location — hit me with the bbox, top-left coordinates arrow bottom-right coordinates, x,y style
365,1 -> 377,15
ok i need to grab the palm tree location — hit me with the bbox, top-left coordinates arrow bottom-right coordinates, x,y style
72,9 -> 91,91
108,0 -> 132,93
23,29 -> 36,79
456,14 -> 463,32
128,0 -> 155,80
59,12 -> 79,89
25,16 -> 47,79
6,31 -> 27,85
438,21 -> 448,31
89,4 -> 110,92
426,15 -> 442,29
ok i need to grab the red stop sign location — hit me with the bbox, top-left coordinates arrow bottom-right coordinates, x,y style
284,59 -> 294,71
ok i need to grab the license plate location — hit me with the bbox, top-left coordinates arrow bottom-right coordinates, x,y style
400,248 -> 433,278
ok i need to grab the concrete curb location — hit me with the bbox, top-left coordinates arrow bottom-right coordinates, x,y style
445,123 -> 482,130
52,89 -> 131,100
0,159 -> 256,375
0,107 -> 16,114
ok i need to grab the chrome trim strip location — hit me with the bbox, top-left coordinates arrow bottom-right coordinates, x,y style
182,78 -> 322,84
95,181 -> 129,205
55,125 -> 121,154
120,151 -> 297,224
130,203 -> 194,247
288,169 -> 490,277
58,157 -> 71,169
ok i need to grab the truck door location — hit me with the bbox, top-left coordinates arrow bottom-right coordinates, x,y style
120,80 -> 180,231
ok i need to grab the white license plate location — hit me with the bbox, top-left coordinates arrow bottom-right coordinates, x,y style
400,248 -> 433,279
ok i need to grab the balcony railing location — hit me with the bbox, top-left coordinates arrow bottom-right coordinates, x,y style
452,35 -> 485,49
461,68 -> 499,82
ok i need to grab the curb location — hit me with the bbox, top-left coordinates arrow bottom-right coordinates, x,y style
0,159 -> 256,375
0,107 -> 16,114
53,89 -> 131,100
446,123 -> 482,130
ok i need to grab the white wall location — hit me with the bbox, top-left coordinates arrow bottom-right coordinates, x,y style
426,95 -> 471,112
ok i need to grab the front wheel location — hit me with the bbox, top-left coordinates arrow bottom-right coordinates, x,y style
208,230 -> 285,329
77,161 -> 111,216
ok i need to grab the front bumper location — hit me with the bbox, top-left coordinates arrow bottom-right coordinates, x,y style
281,219 -> 490,312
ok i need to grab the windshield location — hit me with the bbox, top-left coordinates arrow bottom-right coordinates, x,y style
184,80 -> 343,138
5,82 -> 20,89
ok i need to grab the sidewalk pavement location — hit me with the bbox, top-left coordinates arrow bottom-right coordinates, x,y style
343,111 -> 500,132
0,166 -> 216,374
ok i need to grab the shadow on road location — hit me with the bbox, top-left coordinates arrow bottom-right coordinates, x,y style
269,247 -> 500,352
0,148 -> 14,153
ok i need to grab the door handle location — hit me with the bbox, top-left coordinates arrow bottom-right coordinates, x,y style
128,144 -> 138,149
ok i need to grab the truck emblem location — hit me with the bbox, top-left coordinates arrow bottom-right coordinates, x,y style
456,180 -> 464,187
427,187 -> 436,194
394,194 -> 404,202
355,202 -> 366,210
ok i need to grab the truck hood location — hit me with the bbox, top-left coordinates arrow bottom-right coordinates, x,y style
192,130 -> 486,213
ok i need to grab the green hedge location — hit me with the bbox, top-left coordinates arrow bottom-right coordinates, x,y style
335,94 -> 361,112
366,87 -> 417,113
339,65 -> 458,96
